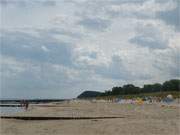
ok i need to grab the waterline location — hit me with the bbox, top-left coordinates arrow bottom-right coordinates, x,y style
0,107 -> 24,115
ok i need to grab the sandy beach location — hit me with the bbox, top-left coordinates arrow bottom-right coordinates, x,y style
0,100 -> 180,135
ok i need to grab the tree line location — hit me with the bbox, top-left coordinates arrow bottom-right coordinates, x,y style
101,79 -> 180,96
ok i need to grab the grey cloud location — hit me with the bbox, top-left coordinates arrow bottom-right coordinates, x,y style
129,24 -> 168,49
42,0 -> 56,6
104,0 -> 150,19
155,0 -> 176,4
88,52 -> 97,59
70,0 -> 146,5
73,1 -> 112,31
38,28 -> 82,39
129,35 -> 167,49
73,50 -> 152,81
0,0 -> 56,7
0,0 -> 26,6
153,48 -> 180,78
78,17 -> 111,31
73,0 -> 147,31
72,54 -> 128,80
102,55 -> 129,80
95,55 -> 149,80
109,0 -> 146,4
105,0 -> 179,23
1,31 -> 73,66
156,0 -> 180,31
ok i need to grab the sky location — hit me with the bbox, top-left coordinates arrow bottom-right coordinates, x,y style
0,0 -> 179,99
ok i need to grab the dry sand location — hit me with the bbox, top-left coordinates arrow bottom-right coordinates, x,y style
0,100 -> 180,135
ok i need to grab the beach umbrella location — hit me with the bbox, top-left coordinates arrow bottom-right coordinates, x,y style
163,94 -> 174,103
167,94 -> 173,99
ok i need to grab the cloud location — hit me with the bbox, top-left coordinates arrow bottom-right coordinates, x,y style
1,31 -> 73,66
129,22 -> 171,49
78,17 -> 111,31
41,45 -> 49,52
0,0 -> 25,6
109,0 -> 147,4
106,0 -> 176,19
95,55 -> 130,80
129,35 -> 167,49
95,53 -> 153,81
156,0 -> 180,31
42,0 -> 56,6
152,35 -> 180,78
153,49 -> 180,79
0,0 -> 56,7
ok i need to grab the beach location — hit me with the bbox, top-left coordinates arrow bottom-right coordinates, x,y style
0,100 -> 180,135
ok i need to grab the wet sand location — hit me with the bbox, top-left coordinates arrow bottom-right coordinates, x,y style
0,100 -> 180,135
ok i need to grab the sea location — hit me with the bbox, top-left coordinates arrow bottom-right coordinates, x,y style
0,107 -> 24,115
0,98 -> 66,115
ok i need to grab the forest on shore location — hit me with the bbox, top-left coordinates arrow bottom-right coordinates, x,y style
78,79 -> 180,98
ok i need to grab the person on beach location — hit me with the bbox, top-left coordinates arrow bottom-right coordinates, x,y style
25,101 -> 29,110
20,100 -> 25,107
